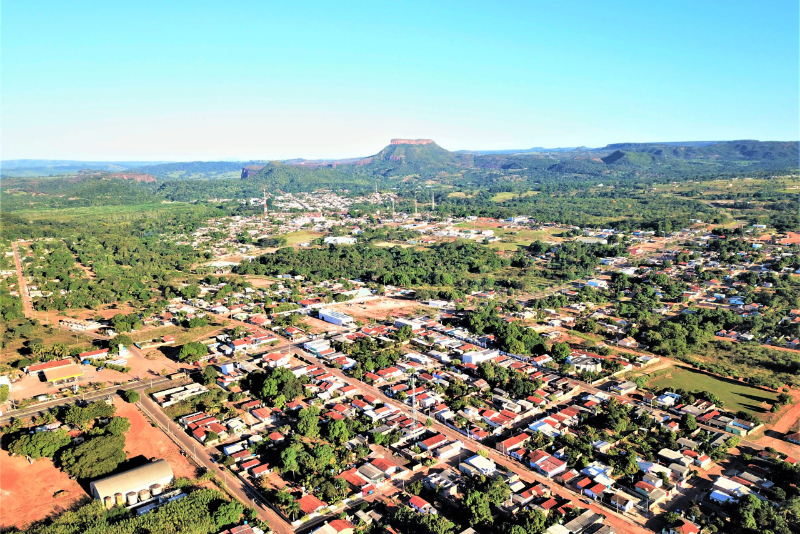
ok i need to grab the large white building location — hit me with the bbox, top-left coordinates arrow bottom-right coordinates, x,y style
89,460 -> 174,501
324,236 -> 357,245
319,309 -> 354,326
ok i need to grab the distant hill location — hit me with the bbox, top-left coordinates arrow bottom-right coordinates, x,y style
598,140 -> 798,163
355,138 -> 471,177
132,161 -> 252,180
1,159 -> 166,177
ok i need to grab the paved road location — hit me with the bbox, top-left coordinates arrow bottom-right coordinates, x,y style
0,378 -> 171,424
294,347 -> 652,534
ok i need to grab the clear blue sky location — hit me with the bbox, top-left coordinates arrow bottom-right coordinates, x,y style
2,1 -> 798,160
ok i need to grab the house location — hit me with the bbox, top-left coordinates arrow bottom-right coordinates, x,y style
528,450 -> 567,478
667,519 -> 701,534
786,432 -> 800,445
609,381 -> 637,395
610,491 -> 636,513
298,494 -> 328,516
262,352 -> 290,368
409,495 -> 436,514
496,433 -> 530,457
284,326 -> 305,341
420,433 -> 449,451
312,520 -> 355,534
251,464 -> 272,478
460,454 -> 496,476
564,511 -> 603,534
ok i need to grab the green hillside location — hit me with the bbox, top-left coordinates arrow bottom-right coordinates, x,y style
357,139 -> 471,177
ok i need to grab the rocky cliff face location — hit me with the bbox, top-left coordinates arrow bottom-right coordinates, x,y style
241,165 -> 266,178
390,139 -> 434,145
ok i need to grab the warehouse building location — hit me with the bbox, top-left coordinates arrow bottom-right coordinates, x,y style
319,309 -> 354,327
89,459 -> 174,501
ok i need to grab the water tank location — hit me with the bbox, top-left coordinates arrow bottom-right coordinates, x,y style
150,483 -> 163,496
138,489 -> 151,501
104,496 -> 113,509
127,491 -> 138,505
115,493 -> 124,506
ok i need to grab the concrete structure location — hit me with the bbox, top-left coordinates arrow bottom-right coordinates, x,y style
319,309 -> 354,327
43,364 -> 84,384
89,460 -> 174,501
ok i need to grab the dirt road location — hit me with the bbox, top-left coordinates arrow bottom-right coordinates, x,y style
11,241 -> 33,319
137,396 -> 292,534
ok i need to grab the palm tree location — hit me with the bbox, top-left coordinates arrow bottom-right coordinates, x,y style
285,499 -> 301,521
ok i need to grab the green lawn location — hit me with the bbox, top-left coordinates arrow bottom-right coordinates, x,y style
283,230 -> 324,246
643,366 -> 779,419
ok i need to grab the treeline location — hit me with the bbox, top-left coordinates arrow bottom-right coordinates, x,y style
7,488 -> 248,534
236,240 -> 509,287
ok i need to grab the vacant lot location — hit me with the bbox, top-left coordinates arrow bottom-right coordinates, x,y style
115,399 -> 198,479
326,297 -> 427,324
643,366 -> 779,420
0,450 -> 86,530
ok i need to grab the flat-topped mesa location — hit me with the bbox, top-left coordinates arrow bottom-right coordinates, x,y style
390,139 -> 435,145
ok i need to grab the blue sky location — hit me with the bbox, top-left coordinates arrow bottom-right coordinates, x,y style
2,1 -> 798,160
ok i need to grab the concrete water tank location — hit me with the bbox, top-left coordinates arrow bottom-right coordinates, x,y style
150,483 -> 162,496
138,489 -> 151,501
115,493 -> 124,506
127,491 -> 138,505
104,496 -> 113,509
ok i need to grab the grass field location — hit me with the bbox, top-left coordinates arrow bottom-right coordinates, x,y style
491,191 -> 538,202
283,230 -> 324,246
641,366 -> 779,419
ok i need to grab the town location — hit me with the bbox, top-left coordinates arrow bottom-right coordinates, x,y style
2,191 -> 799,534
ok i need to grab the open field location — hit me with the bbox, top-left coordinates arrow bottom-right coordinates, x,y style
283,230 -> 324,247
114,399 -> 199,479
325,297 -> 428,324
490,190 -> 538,202
0,320 -> 96,366
11,202 -> 203,222
639,366 -> 780,420
0,449 -> 87,530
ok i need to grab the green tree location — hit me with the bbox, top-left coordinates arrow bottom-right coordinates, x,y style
60,434 -> 127,479
177,342 -> 208,363
297,407 -> 320,438
9,428 -> 71,459
326,419 -> 350,445
682,413 -> 698,432
213,500 -> 244,530
122,389 -> 140,403
465,489 -> 493,525
280,446 -> 299,478
202,365 -> 219,386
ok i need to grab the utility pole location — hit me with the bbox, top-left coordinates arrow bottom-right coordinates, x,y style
391,198 -> 395,220
430,192 -> 435,211
262,187 -> 268,223
414,192 -> 418,218
410,373 -> 417,428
